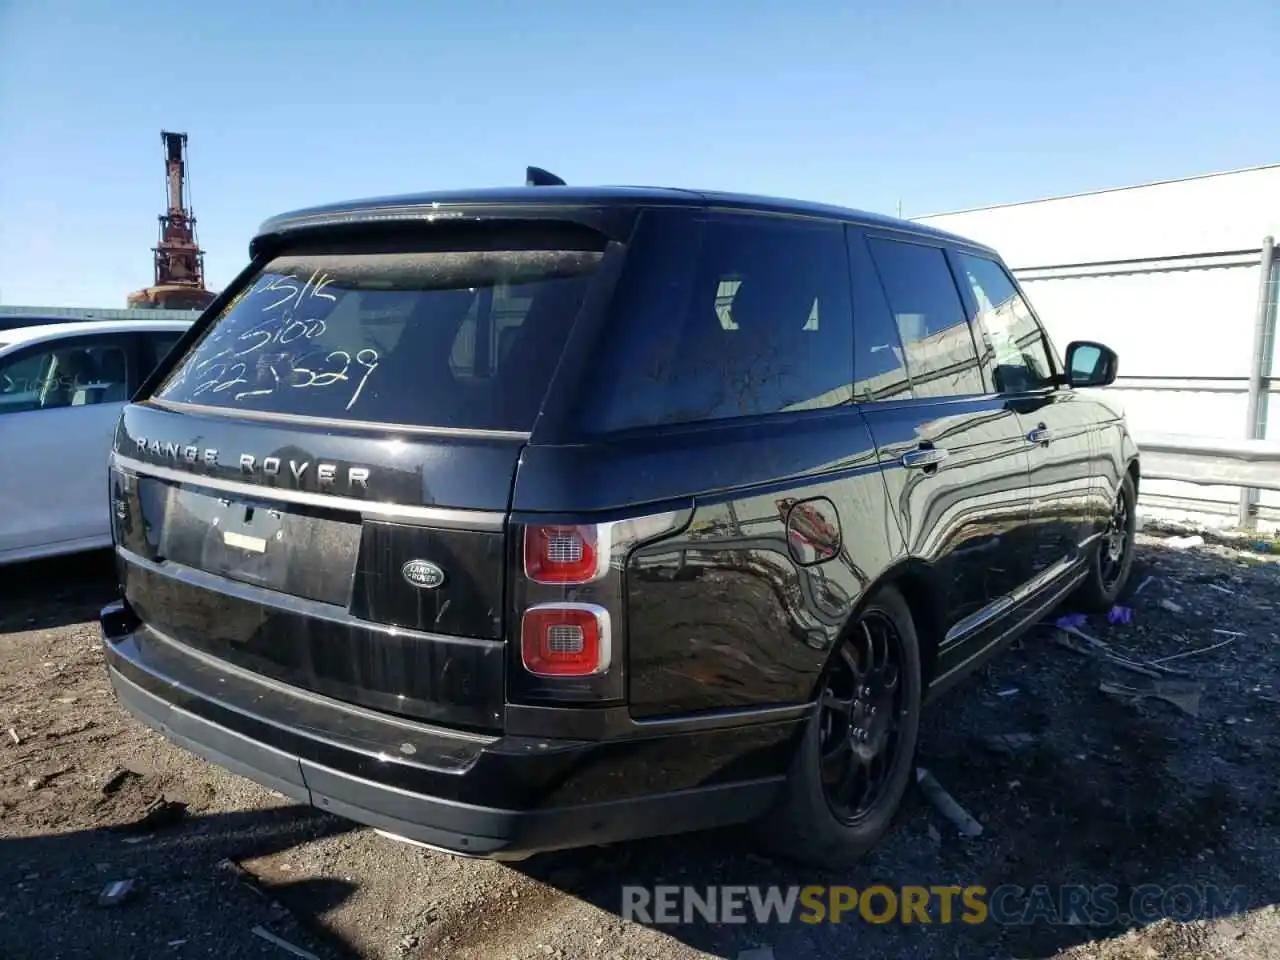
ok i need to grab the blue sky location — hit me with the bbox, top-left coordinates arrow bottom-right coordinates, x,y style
1,0 -> 1276,307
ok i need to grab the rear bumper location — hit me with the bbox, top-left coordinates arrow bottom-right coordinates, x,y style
101,603 -> 796,859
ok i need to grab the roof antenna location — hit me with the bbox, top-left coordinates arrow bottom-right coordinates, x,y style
526,166 -> 566,187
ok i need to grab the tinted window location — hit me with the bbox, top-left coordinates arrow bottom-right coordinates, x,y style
145,331 -> 185,368
865,238 -> 984,398
848,231 -> 911,402
583,213 -> 854,432
153,238 -> 603,431
0,336 -> 130,414
956,253 -> 1055,393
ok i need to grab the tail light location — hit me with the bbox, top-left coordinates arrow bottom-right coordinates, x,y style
521,603 -> 611,677
524,524 -> 611,584
511,511 -> 685,703
108,464 -> 131,544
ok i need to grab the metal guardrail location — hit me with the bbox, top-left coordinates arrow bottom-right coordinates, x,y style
1135,432 -> 1280,492
0,304 -> 202,322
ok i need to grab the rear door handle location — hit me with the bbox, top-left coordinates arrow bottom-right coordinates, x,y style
901,447 -> 949,469
1027,426 -> 1054,445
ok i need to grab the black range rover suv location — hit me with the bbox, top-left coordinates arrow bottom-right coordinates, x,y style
101,178 -> 1139,867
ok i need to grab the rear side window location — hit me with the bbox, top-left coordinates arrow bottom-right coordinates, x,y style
581,212 -> 854,433
153,235 -> 603,432
865,238 -> 984,399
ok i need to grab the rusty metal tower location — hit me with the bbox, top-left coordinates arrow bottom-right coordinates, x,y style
127,131 -> 217,310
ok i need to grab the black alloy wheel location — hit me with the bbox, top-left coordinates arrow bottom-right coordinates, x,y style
1099,482 -> 1132,592
755,585 -> 922,869
817,610 -> 906,824
1075,472 -> 1137,612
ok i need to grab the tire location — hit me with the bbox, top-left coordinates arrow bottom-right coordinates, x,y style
754,584 -> 922,869
1073,472 -> 1137,613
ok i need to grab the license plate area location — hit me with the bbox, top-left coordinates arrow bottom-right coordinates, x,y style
157,485 -> 362,606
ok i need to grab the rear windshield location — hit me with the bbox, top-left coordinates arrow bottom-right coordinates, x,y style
153,240 -> 603,432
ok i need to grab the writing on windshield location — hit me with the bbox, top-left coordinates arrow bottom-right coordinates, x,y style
165,268 -> 379,411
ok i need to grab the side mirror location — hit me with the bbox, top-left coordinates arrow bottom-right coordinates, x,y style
1064,340 -> 1118,388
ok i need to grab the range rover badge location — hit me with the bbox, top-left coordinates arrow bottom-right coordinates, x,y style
402,559 -> 445,589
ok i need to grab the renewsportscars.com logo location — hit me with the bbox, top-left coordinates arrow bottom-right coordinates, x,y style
621,883 -> 1251,927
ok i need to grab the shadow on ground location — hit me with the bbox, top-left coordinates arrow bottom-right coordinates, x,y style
0,549 -> 118,633
1,805 -> 362,960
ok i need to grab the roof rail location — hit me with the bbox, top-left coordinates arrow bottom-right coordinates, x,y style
525,166 -> 566,187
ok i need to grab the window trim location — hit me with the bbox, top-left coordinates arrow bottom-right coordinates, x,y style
860,230 -> 988,401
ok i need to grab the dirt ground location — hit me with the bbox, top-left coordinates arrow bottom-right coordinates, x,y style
2,530 -> 1279,960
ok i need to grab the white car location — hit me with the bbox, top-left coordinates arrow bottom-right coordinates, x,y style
0,318 -> 192,564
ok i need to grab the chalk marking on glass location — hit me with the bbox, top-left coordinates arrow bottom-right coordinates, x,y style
193,348 -> 232,370
210,362 -> 247,394
278,316 -> 313,345
191,363 -> 227,397
311,273 -> 337,302
309,350 -> 352,387
233,318 -> 279,357
346,349 -> 379,410
261,275 -> 301,312
235,360 -> 281,401
294,270 -> 316,311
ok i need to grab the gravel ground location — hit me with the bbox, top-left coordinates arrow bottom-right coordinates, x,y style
2,531 -> 1278,960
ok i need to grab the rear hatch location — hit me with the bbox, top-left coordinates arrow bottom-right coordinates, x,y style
109,222 -> 610,733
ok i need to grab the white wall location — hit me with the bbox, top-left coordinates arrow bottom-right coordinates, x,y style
915,165 -> 1280,528
1020,264 -> 1262,380
919,164 -> 1280,266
